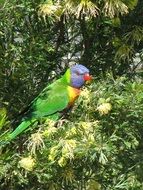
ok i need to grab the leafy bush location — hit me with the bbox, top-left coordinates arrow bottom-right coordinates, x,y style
0,77 -> 143,189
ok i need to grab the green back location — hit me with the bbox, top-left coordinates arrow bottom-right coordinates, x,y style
30,77 -> 70,119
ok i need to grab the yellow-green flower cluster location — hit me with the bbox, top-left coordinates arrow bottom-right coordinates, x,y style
43,119 -> 57,138
19,156 -> 35,171
80,87 -> 91,99
97,102 -> 112,115
80,87 -> 91,105
48,145 -> 59,162
58,139 -> 77,167
27,132 -> 45,155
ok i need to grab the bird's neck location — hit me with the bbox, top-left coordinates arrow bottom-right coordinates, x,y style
61,69 -> 81,105
61,69 -> 82,90
61,69 -> 71,86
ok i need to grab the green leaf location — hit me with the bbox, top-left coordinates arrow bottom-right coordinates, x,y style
0,108 -> 8,130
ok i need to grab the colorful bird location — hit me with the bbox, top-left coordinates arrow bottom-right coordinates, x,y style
3,64 -> 92,142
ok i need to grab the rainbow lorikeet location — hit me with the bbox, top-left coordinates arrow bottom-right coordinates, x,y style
3,64 -> 92,142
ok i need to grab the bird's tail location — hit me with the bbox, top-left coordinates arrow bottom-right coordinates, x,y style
0,118 -> 36,146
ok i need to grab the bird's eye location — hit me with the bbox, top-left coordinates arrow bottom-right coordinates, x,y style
75,71 -> 80,76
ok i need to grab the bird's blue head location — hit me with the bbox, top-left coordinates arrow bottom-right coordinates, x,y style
69,64 -> 92,88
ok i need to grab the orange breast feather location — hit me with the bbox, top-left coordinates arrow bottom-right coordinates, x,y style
68,86 -> 80,106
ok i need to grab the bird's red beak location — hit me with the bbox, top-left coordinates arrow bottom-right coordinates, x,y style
83,73 -> 92,81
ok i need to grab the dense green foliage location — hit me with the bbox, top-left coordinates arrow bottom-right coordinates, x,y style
1,0 -> 143,189
1,78 -> 143,189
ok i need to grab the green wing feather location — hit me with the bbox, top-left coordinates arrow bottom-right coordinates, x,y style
31,79 -> 70,118
4,79 -> 70,142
